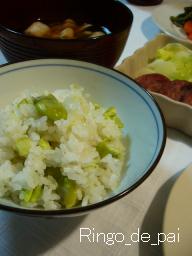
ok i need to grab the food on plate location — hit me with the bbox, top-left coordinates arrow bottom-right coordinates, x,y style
25,19 -> 111,39
0,86 -> 126,209
136,73 -> 192,105
137,43 -> 192,82
135,73 -> 170,94
183,21 -> 192,40
170,6 -> 192,40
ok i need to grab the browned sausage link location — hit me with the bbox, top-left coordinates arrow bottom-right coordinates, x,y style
182,93 -> 192,105
180,83 -> 192,105
163,81 -> 187,101
135,74 -> 192,106
136,73 -> 170,93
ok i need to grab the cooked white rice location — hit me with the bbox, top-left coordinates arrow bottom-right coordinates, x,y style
0,85 -> 126,210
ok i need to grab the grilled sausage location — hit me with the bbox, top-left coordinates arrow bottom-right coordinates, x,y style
136,74 -> 192,106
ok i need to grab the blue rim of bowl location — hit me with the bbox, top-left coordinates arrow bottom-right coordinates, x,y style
0,59 -> 166,216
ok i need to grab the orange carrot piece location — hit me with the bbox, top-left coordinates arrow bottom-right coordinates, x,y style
183,20 -> 192,34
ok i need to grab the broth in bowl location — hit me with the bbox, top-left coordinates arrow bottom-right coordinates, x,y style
25,19 -> 111,39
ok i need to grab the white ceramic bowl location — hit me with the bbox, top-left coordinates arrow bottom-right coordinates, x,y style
0,59 -> 166,217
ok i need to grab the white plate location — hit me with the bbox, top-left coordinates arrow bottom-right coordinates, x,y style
163,164 -> 192,256
152,1 -> 192,45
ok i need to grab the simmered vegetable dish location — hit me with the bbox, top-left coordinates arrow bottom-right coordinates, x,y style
170,6 -> 192,40
24,19 -> 111,39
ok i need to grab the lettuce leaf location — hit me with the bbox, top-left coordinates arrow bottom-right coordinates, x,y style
146,43 -> 192,82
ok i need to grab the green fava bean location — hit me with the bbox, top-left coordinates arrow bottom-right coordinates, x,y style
61,177 -> 77,209
30,186 -> 43,203
21,185 -> 42,203
96,141 -> 120,159
39,138 -> 51,150
104,107 -> 124,128
21,189 -> 33,202
15,137 -> 32,157
34,94 -> 67,121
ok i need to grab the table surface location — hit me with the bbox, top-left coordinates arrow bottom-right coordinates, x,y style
0,1 -> 191,256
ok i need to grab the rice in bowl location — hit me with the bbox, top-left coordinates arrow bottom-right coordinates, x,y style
0,85 -> 126,210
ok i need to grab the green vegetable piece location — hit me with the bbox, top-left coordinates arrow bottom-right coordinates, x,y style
39,138 -> 51,150
34,94 -> 67,121
17,97 -> 33,107
83,160 -> 99,171
61,177 -> 77,209
104,107 -> 124,128
45,167 -> 62,181
21,189 -> 33,203
170,6 -> 192,27
94,103 -> 101,110
30,186 -> 42,203
156,43 -> 188,60
21,186 -> 42,203
96,141 -> 120,159
148,43 -> 192,81
15,137 -> 32,157
113,116 -> 124,129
